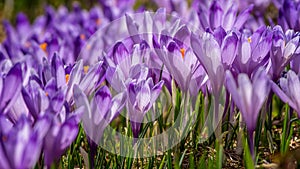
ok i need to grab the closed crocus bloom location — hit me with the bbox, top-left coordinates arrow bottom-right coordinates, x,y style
270,26 -> 300,80
225,68 -> 270,156
126,67 -> 164,138
43,110 -> 82,167
271,70 -> 300,117
191,32 -> 225,97
22,78 -> 50,120
73,85 -> 126,144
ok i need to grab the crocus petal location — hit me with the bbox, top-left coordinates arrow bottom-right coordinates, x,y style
251,28 -> 273,62
150,80 -> 164,107
51,90 -> 66,113
209,0 -> 223,30
203,33 -> 222,74
134,81 -> 151,112
79,62 -> 104,95
73,84 -> 93,138
252,69 -> 270,119
223,4 -> 237,31
112,42 -> 130,65
234,4 -> 254,30
237,74 -> 253,116
174,25 -> 190,46
213,27 -> 226,46
283,36 -> 299,59
240,37 -> 251,64
0,63 -> 22,113
66,60 -> 83,102
108,91 -> 126,121
225,71 -> 240,108
94,86 -> 112,124
271,80 -> 297,109
286,71 -> 300,111
221,32 -> 238,66
126,14 -> 140,44
51,53 -> 66,88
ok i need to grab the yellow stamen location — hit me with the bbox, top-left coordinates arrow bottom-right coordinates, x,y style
247,37 -> 252,43
96,18 -> 101,25
180,48 -> 185,59
84,66 -> 89,74
80,34 -> 86,40
40,42 -> 47,52
65,74 -> 70,83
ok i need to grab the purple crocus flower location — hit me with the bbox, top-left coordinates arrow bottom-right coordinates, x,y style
99,0 -> 135,21
73,84 -> 126,144
225,68 -> 270,157
22,76 -> 50,120
271,70 -> 300,117
43,110 -> 82,167
270,25 -> 300,80
152,25 -> 208,96
74,85 -> 126,168
0,114 -> 51,169
191,30 -> 238,98
126,66 -> 164,138
277,0 -> 300,31
233,26 -> 273,76
197,0 -> 254,31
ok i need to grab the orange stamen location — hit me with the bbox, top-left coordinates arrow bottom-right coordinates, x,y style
65,74 -> 70,83
84,66 -> 89,74
45,92 -> 49,97
80,34 -> 86,40
180,48 -> 185,59
96,18 -> 101,25
40,42 -> 47,52
247,37 -> 252,43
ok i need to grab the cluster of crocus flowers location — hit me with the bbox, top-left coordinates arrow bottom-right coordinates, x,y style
1,0 -> 300,167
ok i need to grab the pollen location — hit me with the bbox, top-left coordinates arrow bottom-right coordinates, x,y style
80,34 -> 86,40
45,92 -> 49,97
247,37 -> 252,43
65,74 -> 70,83
40,42 -> 47,52
86,44 -> 91,50
25,41 -> 31,48
180,48 -> 185,58
84,66 -> 89,74
96,18 -> 101,25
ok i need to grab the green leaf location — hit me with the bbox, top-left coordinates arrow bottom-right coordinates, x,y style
243,135 -> 255,169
